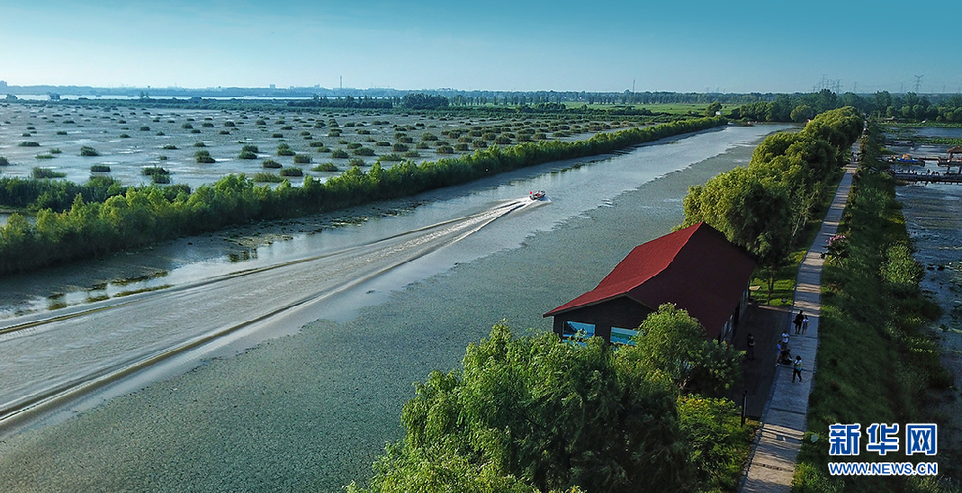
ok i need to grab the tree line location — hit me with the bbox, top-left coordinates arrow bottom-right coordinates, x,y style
0,117 -> 726,274
682,107 -> 864,299
348,306 -> 750,493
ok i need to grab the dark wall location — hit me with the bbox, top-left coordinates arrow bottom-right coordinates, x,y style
551,296 -> 654,343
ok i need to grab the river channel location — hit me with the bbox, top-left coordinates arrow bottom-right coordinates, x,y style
0,124 -> 791,492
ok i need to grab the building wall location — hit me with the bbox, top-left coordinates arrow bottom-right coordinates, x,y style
552,296 -> 654,343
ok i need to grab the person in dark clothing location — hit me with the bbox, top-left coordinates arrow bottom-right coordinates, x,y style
793,311 -> 804,334
746,333 -> 755,360
793,355 -> 803,382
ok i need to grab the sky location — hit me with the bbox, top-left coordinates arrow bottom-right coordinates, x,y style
1,0 -> 959,94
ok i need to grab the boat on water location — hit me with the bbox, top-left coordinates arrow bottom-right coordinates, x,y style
529,190 -> 546,201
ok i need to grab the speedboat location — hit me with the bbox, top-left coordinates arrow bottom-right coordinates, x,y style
529,190 -> 545,201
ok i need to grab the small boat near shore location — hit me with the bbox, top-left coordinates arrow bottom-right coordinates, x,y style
529,190 -> 546,201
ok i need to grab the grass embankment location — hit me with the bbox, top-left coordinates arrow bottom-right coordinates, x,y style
792,161 -> 958,490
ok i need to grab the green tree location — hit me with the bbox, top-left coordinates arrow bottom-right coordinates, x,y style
704,101 -> 722,117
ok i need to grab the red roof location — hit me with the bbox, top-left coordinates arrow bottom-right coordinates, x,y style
544,222 -> 756,338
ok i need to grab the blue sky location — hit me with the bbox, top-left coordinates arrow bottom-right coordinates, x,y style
1,0 -> 959,93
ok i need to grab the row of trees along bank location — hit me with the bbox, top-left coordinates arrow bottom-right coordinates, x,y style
682,107 -> 864,299
793,120 -> 957,493
0,116 -> 726,275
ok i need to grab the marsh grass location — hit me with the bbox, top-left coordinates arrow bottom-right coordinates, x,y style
253,172 -> 284,183
32,167 -> 66,179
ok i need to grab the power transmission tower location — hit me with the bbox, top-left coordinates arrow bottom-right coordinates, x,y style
914,75 -> 923,92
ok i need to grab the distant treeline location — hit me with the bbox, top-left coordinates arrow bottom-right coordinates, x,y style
731,89 -> 962,124
0,117 -> 726,274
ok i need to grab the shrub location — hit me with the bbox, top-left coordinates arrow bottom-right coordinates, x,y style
238,150 -> 257,159
194,150 -> 215,163
191,129 -> 202,134
376,141 -> 391,147
454,143 -> 469,151
312,162 -> 338,172
242,144 -> 259,153
403,150 -> 420,158
331,149 -> 349,158
272,133 -> 284,138
90,164 -> 111,172
353,147 -> 375,156
202,122 -> 214,128
156,131 -> 166,136
193,142 -> 206,147
253,172 -> 284,183
32,167 -> 66,179
347,158 -> 366,167
347,142 -> 363,150
328,129 -> 342,137
262,159 -> 282,169
80,146 -> 99,156
182,123 -> 193,129
224,121 -> 236,127
151,173 -> 170,184
56,131 -> 68,135
392,143 -> 409,152
436,145 -> 454,154
158,155 -> 168,161
379,153 -> 403,162
0,157 -> 8,166
279,167 -> 303,177
19,141 -> 41,147
139,126 -> 150,131
421,132 -> 438,141
36,154 -> 55,159
218,130 -> 230,135
277,143 -> 295,156
256,119 -> 267,125
293,154 -> 312,164
308,141 -> 327,148
142,166 -> 170,176
119,133 -> 130,138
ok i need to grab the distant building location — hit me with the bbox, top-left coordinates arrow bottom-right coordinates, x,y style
0,81 -> 7,88
544,222 -> 756,344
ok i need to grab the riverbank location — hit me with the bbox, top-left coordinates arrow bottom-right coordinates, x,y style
0,127 -> 777,492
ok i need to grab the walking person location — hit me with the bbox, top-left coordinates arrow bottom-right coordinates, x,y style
801,315 -> 809,335
793,356 -> 803,383
793,311 -> 804,334
747,333 -> 755,361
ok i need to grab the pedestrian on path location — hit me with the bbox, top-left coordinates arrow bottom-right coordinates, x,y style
793,356 -> 803,382
747,333 -> 755,360
781,329 -> 790,346
794,311 -> 804,334
801,315 -> 809,334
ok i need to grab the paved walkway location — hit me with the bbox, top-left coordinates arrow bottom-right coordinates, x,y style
740,158 -> 858,492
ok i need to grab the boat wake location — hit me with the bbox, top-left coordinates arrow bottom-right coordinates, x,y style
0,197 -> 539,437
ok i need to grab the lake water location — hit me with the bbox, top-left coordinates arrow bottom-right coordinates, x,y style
0,123 -> 792,492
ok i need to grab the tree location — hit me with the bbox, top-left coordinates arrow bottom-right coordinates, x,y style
790,104 -> 815,122
622,304 -> 742,395
356,323 -> 693,493
704,101 -> 722,117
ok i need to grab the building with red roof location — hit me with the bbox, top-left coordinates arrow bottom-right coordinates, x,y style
544,222 -> 756,344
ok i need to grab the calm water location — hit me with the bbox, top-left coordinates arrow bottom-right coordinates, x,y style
0,123 -> 792,492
